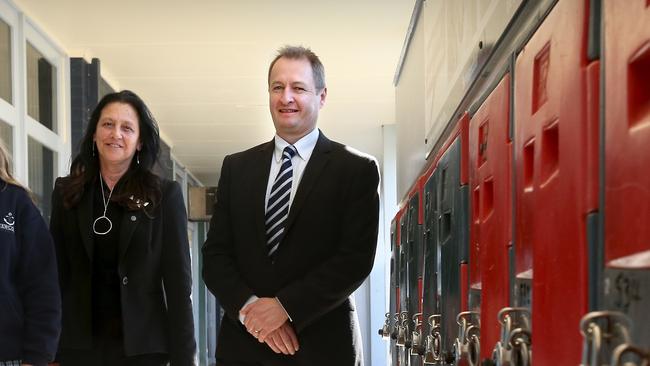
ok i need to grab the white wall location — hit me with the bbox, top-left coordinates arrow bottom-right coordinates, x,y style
395,7 -> 426,201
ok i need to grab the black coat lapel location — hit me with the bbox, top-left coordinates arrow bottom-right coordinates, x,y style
118,208 -> 141,264
284,132 -> 332,232
77,185 -> 94,260
253,141 -> 275,247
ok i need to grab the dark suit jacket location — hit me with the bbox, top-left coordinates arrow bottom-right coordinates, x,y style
50,177 -> 196,365
202,131 -> 380,365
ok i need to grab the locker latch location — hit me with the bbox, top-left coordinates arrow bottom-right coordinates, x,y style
453,311 -> 481,366
424,314 -> 443,364
579,310 -> 649,366
396,311 -> 411,347
391,313 -> 399,340
378,312 -> 391,340
492,307 -> 532,366
411,312 -> 425,356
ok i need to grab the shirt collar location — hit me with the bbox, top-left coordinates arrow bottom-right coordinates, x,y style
273,128 -> 320,163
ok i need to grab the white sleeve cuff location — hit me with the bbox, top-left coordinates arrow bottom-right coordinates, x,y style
239,295 -> 259,324
275,297 -> 293,322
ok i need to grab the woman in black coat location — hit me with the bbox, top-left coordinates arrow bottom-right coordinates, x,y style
50,90 -> 196,365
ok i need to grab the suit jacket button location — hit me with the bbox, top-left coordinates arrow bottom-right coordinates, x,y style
122,276 -> 128,285
130,215 -> 137,222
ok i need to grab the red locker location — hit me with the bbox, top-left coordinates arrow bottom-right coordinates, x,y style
429,113 -> 470,364
421,164 -> 440,364
514,0 -> 596,364
432,113 -> 470,187
469,74 -> 512,362
406,176 -> 425,313
601,0 -> 650,353
389,210 -> 402,366
394,206 -> 407,365
405,177 -> 426,364
604,0 -> 650,269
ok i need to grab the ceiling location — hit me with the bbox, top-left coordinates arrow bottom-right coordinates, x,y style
13,0 -> 415,185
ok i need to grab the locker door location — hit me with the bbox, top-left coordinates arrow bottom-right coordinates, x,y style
603,0 -> 650,348
406,181 -> 425,365
421,168 -> 440,364
437,136 -> 469,363
389,215 -> 399,366
514,0 -> 595,364
469,74 -> 512,363
398,209 -> 409,365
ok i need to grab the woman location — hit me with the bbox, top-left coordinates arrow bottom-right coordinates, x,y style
0,139 -> 60,366
50,90 -> 196,365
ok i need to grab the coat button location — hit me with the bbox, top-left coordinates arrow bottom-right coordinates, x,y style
122,276 -> 128,285
130,215 -> 137,222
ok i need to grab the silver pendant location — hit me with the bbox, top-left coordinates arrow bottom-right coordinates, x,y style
93,215 -> 113,235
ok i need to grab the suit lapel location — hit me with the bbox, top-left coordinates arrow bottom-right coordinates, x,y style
253,141 -> 275,247
77,185 -> 94,260
284,132 -> 332,232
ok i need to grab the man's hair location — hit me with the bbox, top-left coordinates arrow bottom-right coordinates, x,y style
268,45 -> 326,91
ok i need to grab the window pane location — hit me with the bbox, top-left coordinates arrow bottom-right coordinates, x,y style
0,119 -> 12,154
0,18 -> 11,104
26,42 -> 57,132
28,137 -> 57,220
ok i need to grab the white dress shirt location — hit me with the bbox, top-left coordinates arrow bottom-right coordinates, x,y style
239,128 -> 320,324
264,128 -> 319,210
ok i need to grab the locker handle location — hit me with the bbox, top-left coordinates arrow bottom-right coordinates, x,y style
579,310 -> 633,366
611,343 -> 650,366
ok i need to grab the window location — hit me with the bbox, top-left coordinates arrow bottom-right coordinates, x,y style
0,119 -> 11,153
28,136 -> 57,219
0,0 -> 69,215
26,41 -> 57,132
0,17 -> 10,104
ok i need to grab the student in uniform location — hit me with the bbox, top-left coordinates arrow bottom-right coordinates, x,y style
0,138 -> 61,366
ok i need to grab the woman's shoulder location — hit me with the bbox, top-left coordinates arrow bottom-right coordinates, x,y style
1,179 -> 30,202
154,178 -> 185,215
53,175 -> 74,192
51,176 -> 79,205
0,180 -> 40,221
159,176 -> 173,188
159,177 -> 182,197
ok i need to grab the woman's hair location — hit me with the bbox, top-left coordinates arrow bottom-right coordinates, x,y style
0,138 -> 36,202
60,90 -> 161,211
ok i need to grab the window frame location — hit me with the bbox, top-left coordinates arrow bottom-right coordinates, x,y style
23,16 -> 70,184
0,0 -> 70,210
0,1 -> 19,163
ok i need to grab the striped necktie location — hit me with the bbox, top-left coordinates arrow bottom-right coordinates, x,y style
265,145 -> 298,257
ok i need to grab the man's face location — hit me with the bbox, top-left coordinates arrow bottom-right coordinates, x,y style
269,57 -> 326,141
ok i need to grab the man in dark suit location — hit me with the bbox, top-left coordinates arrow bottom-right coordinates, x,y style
202,46 -> 380,365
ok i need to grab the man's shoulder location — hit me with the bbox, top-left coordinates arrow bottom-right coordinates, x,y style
226,140 -> 273,162
327,139 -> 377,166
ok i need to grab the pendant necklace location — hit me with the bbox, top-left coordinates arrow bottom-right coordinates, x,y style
93,172 -> 114,235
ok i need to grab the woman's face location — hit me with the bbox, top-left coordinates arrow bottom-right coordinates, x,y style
93,102 -> 141,172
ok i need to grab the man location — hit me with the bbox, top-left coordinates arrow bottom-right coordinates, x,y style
202,45 -> 380,366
